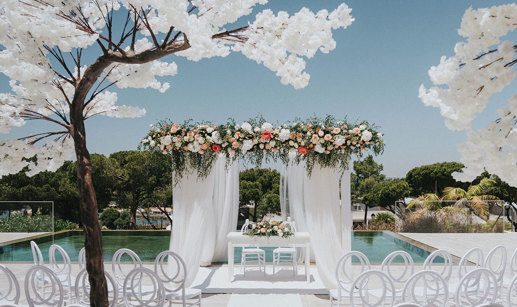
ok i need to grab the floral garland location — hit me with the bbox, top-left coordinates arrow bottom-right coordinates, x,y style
140,116 -> 384,180
243,220 -> 294,238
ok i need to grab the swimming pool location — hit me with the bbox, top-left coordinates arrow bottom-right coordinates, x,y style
0,231 -> 431,263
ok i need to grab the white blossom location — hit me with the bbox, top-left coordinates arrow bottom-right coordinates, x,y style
261,122 -> 273,131
361,130 -> 372,142
241,122 -> 253,133
242,139 -> 253,152
420,4 -> 517,186
279,128 -> 291,141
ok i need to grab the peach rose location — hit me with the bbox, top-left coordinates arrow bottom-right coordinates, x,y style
311,135 -> 320,143
324,134 -> 332,141
232,142 -> 239,148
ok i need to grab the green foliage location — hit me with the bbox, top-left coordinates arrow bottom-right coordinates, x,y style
373,212 -> 395,224
363,179 -> 409,215
100,208 -> 120,229
0,213 -> 77,232
239,168 -> 281,222
114,211 -> 130,229
405,162 -> 467,196
142,116 -> 385,180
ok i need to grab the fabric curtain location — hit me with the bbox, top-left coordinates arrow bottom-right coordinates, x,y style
212,156 -> 240,262
170,168 -> 216,286
279,169 -> 288,221
170,155 -> 239,285
285,154 -> 352,289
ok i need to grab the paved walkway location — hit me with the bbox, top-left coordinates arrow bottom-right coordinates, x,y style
400,232 -> 517,259
0,232 -> 48,244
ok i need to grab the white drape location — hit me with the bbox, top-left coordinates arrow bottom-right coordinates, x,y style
279,170 -> 288,221
170,155 -> 239,286
286,155 -> 352,289
170,169 -> 215,286
212,157 -> 240,262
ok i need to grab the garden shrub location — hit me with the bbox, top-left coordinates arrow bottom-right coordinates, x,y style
0,213 -> 77,232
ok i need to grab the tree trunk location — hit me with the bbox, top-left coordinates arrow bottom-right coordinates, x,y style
363,205 -> 368,227
129,199 -> 138,229
71,114 -> 108,307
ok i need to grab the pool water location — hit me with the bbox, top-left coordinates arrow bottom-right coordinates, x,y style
0,231 -> 430,263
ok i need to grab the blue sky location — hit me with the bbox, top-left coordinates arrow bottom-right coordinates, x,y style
1,0 -> 516,178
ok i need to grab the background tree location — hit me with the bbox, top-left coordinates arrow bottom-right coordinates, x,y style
405,162 -> 467,196
351,155 -> 386,223
419,4 -> 517,187
363,179 -> 409,217
0,1 -> 354,303
239,168 -> 281,222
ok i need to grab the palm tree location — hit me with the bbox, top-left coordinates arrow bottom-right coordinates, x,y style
407,193 -> 442,211
441,178 -> 500,221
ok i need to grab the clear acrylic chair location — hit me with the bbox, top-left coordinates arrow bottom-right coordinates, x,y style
450,247 -> 485,293
78,247 -> 86,270
484,245 -> 507,291
74,268 -> 118,307
349,270 -> 395,307
455,268 -> 499,307
48,244 -> 74,303
506,275 -> 517,307
154,250 -> 201,307
401,270 -> 448,307
381,250 -> 414,299
272,220 -> 297,275
111,248 -> 143,289
240,219 -> 265,276
25,265 -> 64,307
423,249 -> 453,282
30,241 -> 44,265
0,264 -> 20,305
123,267 -> 165,307
330,251 -> 371,307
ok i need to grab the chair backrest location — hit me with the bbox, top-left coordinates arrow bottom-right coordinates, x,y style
336,251 -> 371,290
240,219 -> 250,232
111,248 -> 142,286
381,250 -> 414,285
423,249 -> 452,281
0,264 -> 20,304
401,270 -> 448,307
48,245 -> 71,280
458,248 -> 484,279
78,247 -> 86,270
484,245 -> 506,285
30,241 -> 44,265
154,250 -> 187,293
455,268 -> 498,307
25,265 -> 64,307
349,270 -> 395,307
74,269 -> 118,307
507,275 -> 517,307
123,267 -> 165,307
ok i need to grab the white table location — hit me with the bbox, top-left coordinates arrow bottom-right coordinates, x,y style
227,231 -> 311,282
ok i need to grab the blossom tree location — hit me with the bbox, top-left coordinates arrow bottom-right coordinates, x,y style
419,4 -> 517,187
0,0 -> 354,304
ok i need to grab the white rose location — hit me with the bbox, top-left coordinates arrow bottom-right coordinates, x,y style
172,137 -> 178,143
197,137 -> 205,144
270,140 -> 276,147
161,135 -> 172,146
315,144 -> 325,153
253,139 -> 258,144
361,130 -> 373,142
359,124 -> 367,130
334,135 -> 346,146
273,226 -> 278,230
188,142 -> 201,152
279,129 -> 290,141
211,131 -> 221,143
141,139 -> 148,143
318,130 -> 324,137
242,140 -> 253,152
183,136 -> 189,142
241,122 -> 252,133
150,140 -> 155,147
160,144 -> 165,150
289,140 -> 294,146
259,144 -> 264,149
261,122 -> 273,131
278,231 -> 283,237
206,127 -> 213,133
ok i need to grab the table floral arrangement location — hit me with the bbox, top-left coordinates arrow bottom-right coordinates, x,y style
243,220 -> 294,238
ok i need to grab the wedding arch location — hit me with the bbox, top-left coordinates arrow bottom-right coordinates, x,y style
141,115 -> 384,288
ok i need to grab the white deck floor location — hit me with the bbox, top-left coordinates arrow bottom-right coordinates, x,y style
0,232 -> 48,244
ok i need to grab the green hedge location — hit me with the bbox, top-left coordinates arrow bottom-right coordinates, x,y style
0,213 -> 77,232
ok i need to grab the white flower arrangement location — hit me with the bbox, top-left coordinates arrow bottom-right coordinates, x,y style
243,220 -> 294,238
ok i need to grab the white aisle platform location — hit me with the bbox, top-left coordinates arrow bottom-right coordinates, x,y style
190,265 -> 327,294
228,294 -> 303,307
